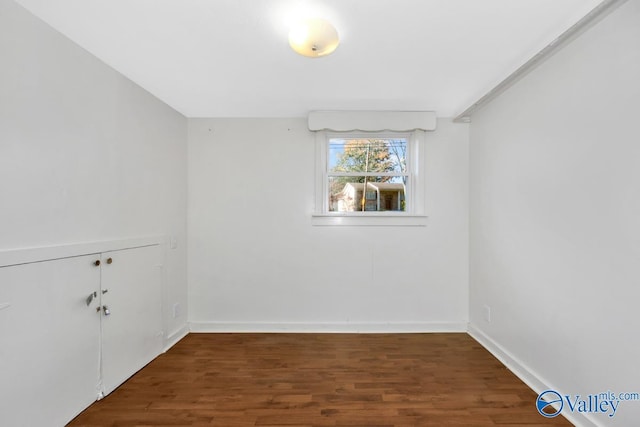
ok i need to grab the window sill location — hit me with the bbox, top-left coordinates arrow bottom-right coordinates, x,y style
311,214 -> 428,227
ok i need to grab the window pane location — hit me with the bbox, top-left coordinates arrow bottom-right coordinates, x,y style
328,176 -> 406,212
328,138 -> 407,174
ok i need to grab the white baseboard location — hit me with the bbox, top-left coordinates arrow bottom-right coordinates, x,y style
467,323 -> 600,427
189,321 -> 467,333
164,324 -> 189,352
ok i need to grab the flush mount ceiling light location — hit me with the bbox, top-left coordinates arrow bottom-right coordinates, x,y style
288,18 -> 339,58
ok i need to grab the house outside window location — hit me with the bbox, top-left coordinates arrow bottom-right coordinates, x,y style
332,182 -> 406,212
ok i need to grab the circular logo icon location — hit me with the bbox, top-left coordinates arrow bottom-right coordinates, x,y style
536,390 -> 563,418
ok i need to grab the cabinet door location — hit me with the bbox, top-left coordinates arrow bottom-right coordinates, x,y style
0,255 -> 101,427
100,245 -> 163,395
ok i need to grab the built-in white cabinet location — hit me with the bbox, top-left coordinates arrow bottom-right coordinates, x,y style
0,254 -> 101,427
100,246 -> 163,395
0,243 -> 164,426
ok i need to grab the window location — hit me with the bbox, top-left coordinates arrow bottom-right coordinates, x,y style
328,137 -> 408,212
313,131 -> 427,226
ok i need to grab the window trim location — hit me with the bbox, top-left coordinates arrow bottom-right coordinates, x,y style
313,130 -> 427,226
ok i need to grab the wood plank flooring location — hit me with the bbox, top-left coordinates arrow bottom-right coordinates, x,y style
68,333 -> 572,426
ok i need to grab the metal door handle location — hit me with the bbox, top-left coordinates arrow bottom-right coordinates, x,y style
86,292 -> 97,306
102,305 -> 110,316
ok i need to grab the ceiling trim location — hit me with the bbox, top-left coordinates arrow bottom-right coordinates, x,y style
453,0 -> 629,123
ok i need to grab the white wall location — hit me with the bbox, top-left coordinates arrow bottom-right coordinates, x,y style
0,0 -> 188,341
188,118 -> 469,331
469,1 -> 640,426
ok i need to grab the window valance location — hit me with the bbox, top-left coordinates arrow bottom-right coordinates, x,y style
308,111 -> 437,132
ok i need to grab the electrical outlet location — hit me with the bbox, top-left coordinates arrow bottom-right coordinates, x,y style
172,303 -> 180,319
483,305 -> 491,323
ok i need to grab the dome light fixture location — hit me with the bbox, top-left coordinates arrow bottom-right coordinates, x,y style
288,18 -> 339,58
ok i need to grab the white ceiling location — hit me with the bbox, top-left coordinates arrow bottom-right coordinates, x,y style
14,0 -> 603,118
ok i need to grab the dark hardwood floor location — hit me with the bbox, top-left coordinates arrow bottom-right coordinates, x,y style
68,333 -> 572,426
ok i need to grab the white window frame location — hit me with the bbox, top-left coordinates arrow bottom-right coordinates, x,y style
312,130 -> 428,226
